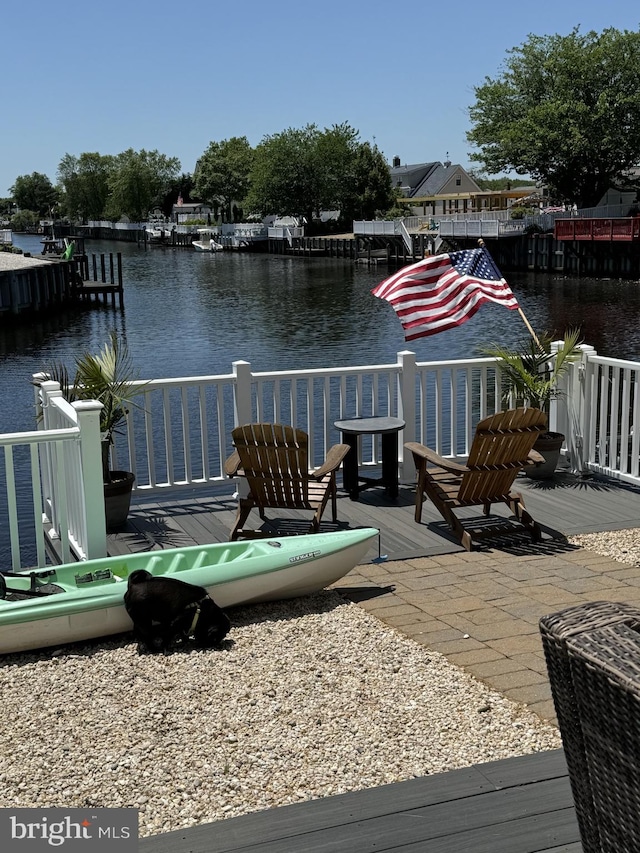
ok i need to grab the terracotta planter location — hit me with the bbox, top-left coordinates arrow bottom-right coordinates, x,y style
104,471 -> 135,530
524,431 -> 564,480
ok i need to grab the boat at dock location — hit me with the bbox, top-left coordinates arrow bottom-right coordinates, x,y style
146,225 -> 174,244
192,227 -> 224,252
0,527 -> 378,654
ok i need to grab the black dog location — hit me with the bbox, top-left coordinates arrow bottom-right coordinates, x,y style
124,569 -> 230,654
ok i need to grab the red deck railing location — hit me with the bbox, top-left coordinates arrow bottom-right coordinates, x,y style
555,217 -> 640,241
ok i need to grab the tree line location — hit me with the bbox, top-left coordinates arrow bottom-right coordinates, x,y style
2,123 -> 402,232
4,26 -> 640,229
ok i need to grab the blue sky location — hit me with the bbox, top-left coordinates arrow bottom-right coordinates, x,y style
2,0 -> 639,196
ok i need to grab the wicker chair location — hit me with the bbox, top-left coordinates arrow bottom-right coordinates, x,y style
405,407 -> 547,550
224,423 -> 350,541
540,601 -> 640,853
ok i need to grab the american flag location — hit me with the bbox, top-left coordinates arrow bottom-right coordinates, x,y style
372,247 -> 519,341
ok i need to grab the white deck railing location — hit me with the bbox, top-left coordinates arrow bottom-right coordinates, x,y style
2,346 -> 639,569
561,346 -> 640,484
0,380 -> 105,570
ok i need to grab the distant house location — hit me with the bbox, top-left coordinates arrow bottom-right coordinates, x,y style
390,160 -> 443,197
390,156 -> 532,216
171,201 -> 213,224
595,166 -> 640,210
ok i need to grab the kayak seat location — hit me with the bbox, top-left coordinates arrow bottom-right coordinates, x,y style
224,423 -> 350,541
0,572 -> 65,601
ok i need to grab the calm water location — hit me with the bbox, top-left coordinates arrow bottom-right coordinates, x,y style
4,233 -> 640,436
2,233 -> 640,564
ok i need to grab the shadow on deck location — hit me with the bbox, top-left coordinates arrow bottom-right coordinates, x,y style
108,469 -> 640,563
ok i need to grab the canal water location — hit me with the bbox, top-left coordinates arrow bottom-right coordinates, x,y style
2,233 -> 640,565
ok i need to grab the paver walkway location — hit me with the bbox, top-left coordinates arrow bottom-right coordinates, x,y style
337,538 -> 640,722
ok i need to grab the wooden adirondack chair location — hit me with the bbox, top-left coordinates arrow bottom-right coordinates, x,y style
405,407 -> 548,550
224,423 -> 350,541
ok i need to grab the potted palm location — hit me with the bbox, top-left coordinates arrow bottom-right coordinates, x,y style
483,329 -> 581,479
42,331 -> 144,529
72,331 -> 145,527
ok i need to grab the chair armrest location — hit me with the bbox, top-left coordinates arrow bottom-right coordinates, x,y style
404,442 -> 470,474
224,450 -> 241,477
311,443 -> 351,479
526,449 -> 544,466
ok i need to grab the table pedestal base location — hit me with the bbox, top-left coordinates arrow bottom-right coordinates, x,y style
334,417 -> 405,502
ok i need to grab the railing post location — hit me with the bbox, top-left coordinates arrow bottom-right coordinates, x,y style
397,350 -> 416,483
74,400 -> 107,558
231,361 -> 253,500
32,372 -> 48,427
566,345 -> 596,475
37,380 -> 63,522
232,360 -> 253,427
549,340 -> 565,438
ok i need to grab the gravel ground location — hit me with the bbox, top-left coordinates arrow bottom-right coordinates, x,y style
569,528 -> 640,565
0,252 -> 49,270
0,590 -> 560,838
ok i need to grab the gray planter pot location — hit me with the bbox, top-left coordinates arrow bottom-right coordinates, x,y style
104,471 -> 135,530
524,431 -> 564,480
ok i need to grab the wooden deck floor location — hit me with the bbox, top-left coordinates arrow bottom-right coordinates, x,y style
108,468 -> 640,563
140,749 -> 580,853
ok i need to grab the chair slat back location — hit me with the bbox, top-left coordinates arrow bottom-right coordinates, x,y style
458,408 -> 548,504
232,423 -> 311,508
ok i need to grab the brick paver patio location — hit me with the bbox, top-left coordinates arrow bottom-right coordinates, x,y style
337,539 -> 640,723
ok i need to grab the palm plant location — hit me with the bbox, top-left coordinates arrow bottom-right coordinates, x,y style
483,328 -> 582,414
41,331 -> 143,483
72,330 -> 141,449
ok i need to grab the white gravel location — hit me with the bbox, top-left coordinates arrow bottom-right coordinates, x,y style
569,527 -> 640,565
0,590 -> 560,838
0,252 -> 49,270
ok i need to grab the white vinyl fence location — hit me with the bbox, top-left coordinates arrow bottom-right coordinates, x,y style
1,345 -> 638,570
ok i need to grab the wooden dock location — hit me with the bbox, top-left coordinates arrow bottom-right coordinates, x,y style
0,248 -> 124,319
0,250 -> 72,318
139,749 -> 580,853
70,250 -> 124,308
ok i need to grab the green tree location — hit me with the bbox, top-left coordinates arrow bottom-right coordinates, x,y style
315,122 -> 359,215
10,172 -> 59,216
57,153 -> 114,222
384,187 -> 413,220
467,172 -> 537,191
247,125 -> 322,224
341,142 -> 395,222
0,198 -> 16,224
194,137 -> 253,222
106,149 -> 180,221
246,123 -> 393,227
10,210 -> 39,232
467,27 -> 640,208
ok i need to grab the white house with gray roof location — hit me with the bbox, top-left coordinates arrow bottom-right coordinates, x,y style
390,156 -> 539,216
390,156 -> 485,216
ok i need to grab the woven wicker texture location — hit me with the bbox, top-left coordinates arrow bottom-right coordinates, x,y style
540,601 -> 640,853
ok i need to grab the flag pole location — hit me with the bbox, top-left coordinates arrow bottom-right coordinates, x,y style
477,239 -> 542,349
